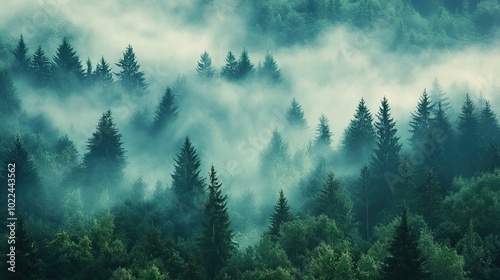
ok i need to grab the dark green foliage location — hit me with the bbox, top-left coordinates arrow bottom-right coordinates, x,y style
478,100 -> 500,161
342,98 -> 376,165
315,114 -> 332,147
358,166 -> 371,239
456,222 -> 492,279
409,90 -> 433,152
382,205 -> 428,280
152,87 -> 178,134
196,51 -> 215,79
316,172 -> 352,231
12,35 -> 30,75
30,46 -> 51,87
0,70 -> 21,116
415,169 -> 441,226
115,45 -> 147,94
236,48 -> 254,79
221,51 -> 238,80
258,52 -> 281,83
52,38 -> 84,84
83,110 -> 126,191
286,98 -> 307,129
457,94 -> 480,177
94,56 -> 114,88
269,190 -> 293,238
199,165 -> 234,279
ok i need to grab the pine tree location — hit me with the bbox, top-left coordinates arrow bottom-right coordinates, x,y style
220,51 -> 238,80
171,137 -> 205,210
260,129 -> 290,178
196,51 -> 215,79
236,48 -> 254,79
286,98 -> 307,129
315,114 -> 332,147
199,165 -> 234,279
478,100 -> 500,152
409,90 -> 433,151
415,169 -> 440,227
342,98 -> 376,165
371,97 -> 401,207
83,110 -> 126,189
30,46 -> 51,86
84,58 -> 93,85
1,136 -> 44,216
457,94 -> 480,177
115,45 -> 147,94
94,56 -> 114,88
12,35 -> 30,75
258,52 -> 281,83
0,70 -> 21,116
430,78 -> 451,114
316,173 -> 352,230
268,190 -> 293,238
152,87 -> 178,133
52,38 -> 84,82
382,205 -> 428,280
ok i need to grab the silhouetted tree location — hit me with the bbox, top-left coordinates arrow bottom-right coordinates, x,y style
12,35 -> 30,76
430,78 -> 451,114
221,51 -> 238,80
115,45 -> 147,94
84,58 -> 93,85
315,114 -> 332,148
199,165 -> 234,279
286,98 -> 307,129
236,48 -> 254,79
260,129 -> 290,178
409,90 -> 433,151
30,46 -> 51,86
269,190 -> 293,238
457,94 -> 480,177
52,38 -> 84,84
94,56 -> 114,88
478,100 -> 500,154
382,205 -> 428,280
152,87 -> 178,134
196,51 -> 215,79
316,172 -> 352,230
342,98 -> 376,165
258,52 -> 281,83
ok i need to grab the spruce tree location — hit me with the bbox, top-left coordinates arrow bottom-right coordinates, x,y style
268,190 -> 293,238
152,87 -> 178,133
94,56 -> 114,88
415,169 -> 440,227
0,70 -> 21,116
316,173 -> 352,230
84,58 -> 93,85
409,90 -> 433,151
258,52 -> 281,83
478,100 -> 500,152
199,165 -> 234,279
220,51 -> 238,80
457,94 -> 480,177
286,98 -> 307,129
315,114 -> 332,147
430,78 -> 451,114
1,136 -> 44,216
171,137 -> 205,210
30,46 -> 51,87
12,35 -> 30,75
115,45 -> 147,94
236,48 -> 254,79
83,110 -> 126,189
52,38 -> 84,83
371,97 -> 401,207
382,205 -> 428,280
260,129 -> 290,178
196,51 -> 215,79
342,98 -> 376,165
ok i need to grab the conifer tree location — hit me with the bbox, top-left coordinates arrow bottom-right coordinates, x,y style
196,51 -> 215,79
221,51 -> 238,80
315,114 -> 332,147
260,129 -> 290,178
269,190 -> 293,238
0,70 -> 21,116
382,205 -> 428,280
258,52 -> 281,83
30,46 -> 51,86
358,166 -> 371,239
316,173 -> 352,230
478,100 -> 500,151
236,48 -> 254,79
457,94 -> 480,177
430,78 -> 451,114
115,45 -> 147,94
52,38 -> 84,82
84,58 -> 93,85
94,56 -> 114,88
342,98 -> 376,165
152,87 -> 178,134
409,90 -> 433,151
199,165 -> 234,279
1,136 -> 44,216
415,169 -> 441,226
12,35 -> 30,75
83,110 -> 126,189
286,98 -> 307,129
171,137 -> 205,210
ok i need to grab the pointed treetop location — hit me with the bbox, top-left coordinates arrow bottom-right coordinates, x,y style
221,50 -> 238,80
236,48 -> 254,79
12,34 -> 30,74
52,37 -> 84,79
315,114 -> 332,147
258,52 -> 282,83
269,189 -> 293,237
115,44 -> 147,94
196,51 -> 215,79
286,98 -> 307,128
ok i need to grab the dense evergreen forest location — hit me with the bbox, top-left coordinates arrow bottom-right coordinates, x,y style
1,0 -> 500,279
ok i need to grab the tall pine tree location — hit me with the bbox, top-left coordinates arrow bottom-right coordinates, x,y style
12,35 -> 30,76
196,51 -> 215,79
151,87 -> 178,134
268,189 -> 293,238
316,172 -> 352,231
258,52 -> 281,83
457,94 -> 480,177
30,46 -> 51,87
382,205 -> 428,280
236,48 -> 254,80
342,98 -> 376,165
52,38 -> 84,85
199,165 -> 234,279
115,45 -> 147,94
286,98 -> 307,129
315,114 -> 332,148
221,51 -> 238,80
409,90 -> 433,151
94,56 -> 114,88
478,100 -> 500,153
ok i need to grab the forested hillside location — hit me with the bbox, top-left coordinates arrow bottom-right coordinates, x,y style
1,0 -> 500,279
